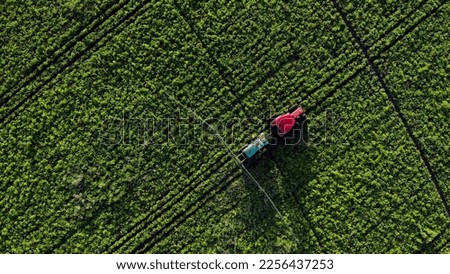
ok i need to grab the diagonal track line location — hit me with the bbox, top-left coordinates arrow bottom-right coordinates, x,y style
132,167 -> 240,253
102,155 -> 234,254
173,0 -> 439,118
330,0 -> 450,217
372,1 -> 448,62
138,86 -> 305,253
170,0 -> 248,109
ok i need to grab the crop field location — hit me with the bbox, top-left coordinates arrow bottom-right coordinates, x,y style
1,0 -> 449,253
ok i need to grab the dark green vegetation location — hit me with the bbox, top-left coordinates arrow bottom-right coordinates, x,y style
1,0 -> 449,253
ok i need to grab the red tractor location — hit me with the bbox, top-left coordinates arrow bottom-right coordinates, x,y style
238,105 -> 306,164
269,105 -> 306,138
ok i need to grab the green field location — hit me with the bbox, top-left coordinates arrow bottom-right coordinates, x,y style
1,0 -> 449,253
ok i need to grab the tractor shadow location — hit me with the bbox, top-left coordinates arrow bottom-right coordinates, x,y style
234,124 -> 321,252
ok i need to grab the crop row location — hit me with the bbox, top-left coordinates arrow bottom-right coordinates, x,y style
173,0 -> 443,124
1,0 -> 319,253
281,68 -> 449,253
412,224 -> 450,253
125,0 -> 367,253
150,164 -> 324,254
174,0 -> 360,100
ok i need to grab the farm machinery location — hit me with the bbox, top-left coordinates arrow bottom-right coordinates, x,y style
238,105 -> 306,165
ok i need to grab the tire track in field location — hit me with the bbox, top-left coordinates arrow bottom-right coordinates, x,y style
10,1 -> 280,253
105,115 -> 278,253
39,22 -> 267,252
2,9 -> 250,247
262,0 -> 438,106
289,90 -> 436,252
305,0 -> 449,129
0,0 -> 129,105
170,0 -> 244,107
255,0 -> 449,244
59,0 -> 442,253
113,161 -> 238,253
0,0 -> 155,125
103,107 -> 296,252
305,65 -> 366,114
371,1 -> 446,62
107,62 -> 357,253
303,0 -> 450,247
330,0 -> 450,218
47,101 -> 240,251
137,1 -> 312,253
173,0 -> 294,97
2,2 -> 249,226
99,135 -> 240,252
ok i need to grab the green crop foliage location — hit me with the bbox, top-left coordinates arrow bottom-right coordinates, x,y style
375,3 -> 450,201
0,0 -> 449,254
0,0 -> 119,95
